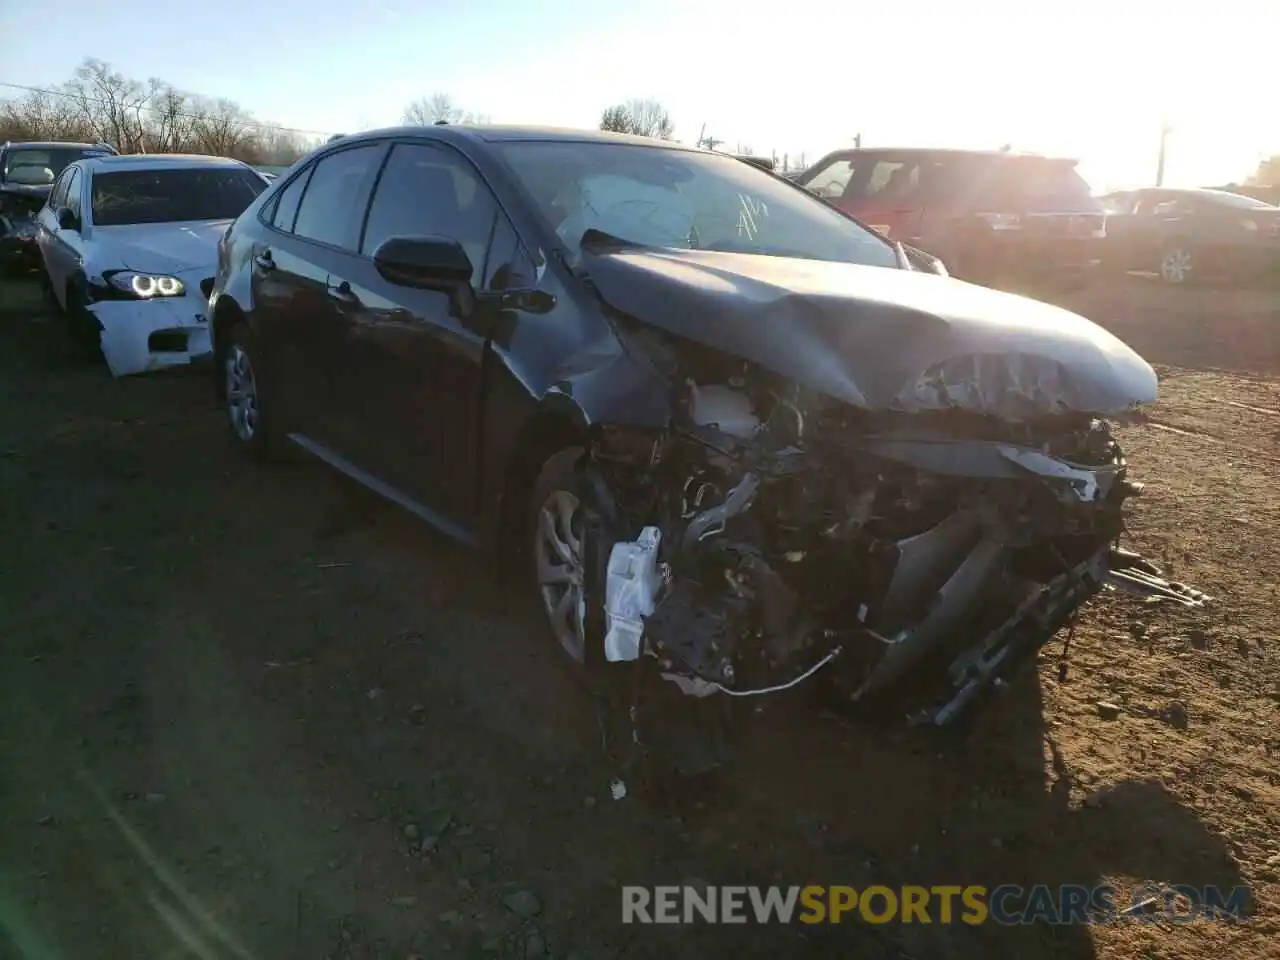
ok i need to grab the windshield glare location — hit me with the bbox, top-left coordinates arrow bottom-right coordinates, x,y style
496,142 -> 899,268
91,168 -> 267,226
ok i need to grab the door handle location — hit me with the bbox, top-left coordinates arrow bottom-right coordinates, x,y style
254,250 -> 275,271
326,279 -> 359,304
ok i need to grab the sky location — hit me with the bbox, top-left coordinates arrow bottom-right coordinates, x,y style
1,0 -> 1275,191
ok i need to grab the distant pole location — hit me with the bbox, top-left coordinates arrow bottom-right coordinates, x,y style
697,122 -> 706,150
854,132 -> 862,149
1156,123 -> 1172,186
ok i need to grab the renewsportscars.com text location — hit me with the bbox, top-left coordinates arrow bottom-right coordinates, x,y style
621,884 -> 1250,925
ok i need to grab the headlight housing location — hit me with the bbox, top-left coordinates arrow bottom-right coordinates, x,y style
105,271 -> 186,299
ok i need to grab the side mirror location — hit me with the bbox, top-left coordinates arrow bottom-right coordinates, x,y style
373,234 -> 473,289
56,207 -> 78,231
902,243 -> 948,276
374,235 -> 476,317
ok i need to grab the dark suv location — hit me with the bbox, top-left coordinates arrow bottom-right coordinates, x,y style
1,140 -> 118,271
795,147 -> 1106,290
206,124 -> 1166,754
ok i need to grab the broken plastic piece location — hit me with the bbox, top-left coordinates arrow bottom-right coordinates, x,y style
610,778 -> 628,801
603,526 -> 664,662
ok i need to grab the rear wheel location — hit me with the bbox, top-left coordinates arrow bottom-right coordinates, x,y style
1159,243 -> 1194,284
223,323 -> 280,459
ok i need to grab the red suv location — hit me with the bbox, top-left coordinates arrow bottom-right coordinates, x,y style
795,148 -> 1106,289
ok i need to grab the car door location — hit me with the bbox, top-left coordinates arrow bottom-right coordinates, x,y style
333,139 -> 507,524
844,156 -> 927,243
1099,192 -> 1139,270
1142,195 -> 1194,267
252,144 -> 385,447
37,166 -> 80,304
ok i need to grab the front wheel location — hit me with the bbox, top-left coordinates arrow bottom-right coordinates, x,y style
64,281 -> 103,360
529,448 -> 592,669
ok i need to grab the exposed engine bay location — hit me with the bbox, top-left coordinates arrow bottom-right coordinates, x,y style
579,323 -> 1207,772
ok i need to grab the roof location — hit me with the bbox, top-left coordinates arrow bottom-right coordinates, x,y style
340,124 -> 700,151
3,140 -> 107,151
82,153 -> 251,172
816,146 -> 1078,163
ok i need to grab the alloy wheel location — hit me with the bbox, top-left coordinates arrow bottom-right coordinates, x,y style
1160,247 -> 1192,284
226,343 -> 259,442
534,488 -> 587,664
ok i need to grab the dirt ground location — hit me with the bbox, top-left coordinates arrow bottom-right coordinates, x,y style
1,273 -> 1278,960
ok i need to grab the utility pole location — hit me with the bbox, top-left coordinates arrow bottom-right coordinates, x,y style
1156,122 -> 1172,186
854,132 -> 862,149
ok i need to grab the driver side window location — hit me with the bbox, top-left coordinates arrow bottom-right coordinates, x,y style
360,142 -> 497,285
804,158 -> 856,199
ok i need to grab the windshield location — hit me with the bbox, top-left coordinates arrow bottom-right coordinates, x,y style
91,168 -> 267,226
496,142 -> 899,268
1203,190 -> 1277,210
2,146 -> 111,185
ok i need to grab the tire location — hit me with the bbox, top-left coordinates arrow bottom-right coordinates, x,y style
39,270 -> 59,309
1159,242 -> 1194,284
63,280 -> 103,361
527,446 -> 604,673
222,322 -> 281,459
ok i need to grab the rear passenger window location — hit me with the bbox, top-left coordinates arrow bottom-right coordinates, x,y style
292,145 -> 383,249
271,168 -> 311,233
360,142 -> 497,285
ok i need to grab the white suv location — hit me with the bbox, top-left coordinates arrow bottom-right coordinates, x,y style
35,153 -> 268,376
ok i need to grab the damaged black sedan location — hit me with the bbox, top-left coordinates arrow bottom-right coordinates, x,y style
209,125 -> 1202,763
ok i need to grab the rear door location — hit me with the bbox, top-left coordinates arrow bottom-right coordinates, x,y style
1099,191 -> 1140,270
252,143 -> 386,447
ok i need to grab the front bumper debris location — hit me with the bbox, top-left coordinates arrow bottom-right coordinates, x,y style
575,336 -> 1209,778
90,290 -> 213,378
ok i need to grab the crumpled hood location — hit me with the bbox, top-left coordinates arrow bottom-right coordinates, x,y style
93,220 -> 230,274
584,248 -> 1157,419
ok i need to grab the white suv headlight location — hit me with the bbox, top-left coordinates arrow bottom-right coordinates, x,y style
106,271 -> 186,299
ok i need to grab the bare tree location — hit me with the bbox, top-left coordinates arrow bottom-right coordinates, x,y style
147,81 -> 195,153
597,98 -> 673,139
0,89 -> 92,143
599,104 -> 630,133
0,59 -> 313,166
62,59 -> 151,152
402,93 -> 488,125
190,97 -> 252,158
